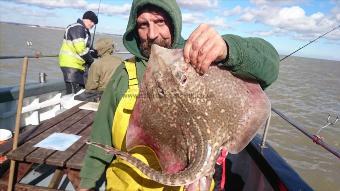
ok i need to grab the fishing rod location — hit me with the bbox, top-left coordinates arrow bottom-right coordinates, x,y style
262,25 -> 340,158
271,108 -> 340,159
280,24 -> 340,61
91,0 -> 102,49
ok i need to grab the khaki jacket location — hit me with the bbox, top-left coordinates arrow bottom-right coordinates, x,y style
85,55 -> 121,91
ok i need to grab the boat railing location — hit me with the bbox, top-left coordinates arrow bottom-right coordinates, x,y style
0,55 -> 59,59
0,55 -> 65,130
0,51 -> 131,129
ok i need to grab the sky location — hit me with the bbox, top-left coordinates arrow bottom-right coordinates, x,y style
0,0 -> 339,61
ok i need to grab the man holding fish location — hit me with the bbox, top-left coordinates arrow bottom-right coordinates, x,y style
79,0 -> 279,190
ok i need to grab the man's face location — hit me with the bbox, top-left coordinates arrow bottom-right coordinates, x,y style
83,19 -> 95,30
137,10 -> 172,58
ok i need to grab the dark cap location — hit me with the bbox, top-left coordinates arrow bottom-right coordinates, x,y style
83,11 -> 98,24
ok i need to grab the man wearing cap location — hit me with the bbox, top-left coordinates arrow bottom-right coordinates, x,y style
59,10 -> 98,94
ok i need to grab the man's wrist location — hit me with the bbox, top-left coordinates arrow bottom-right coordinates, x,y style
218,40 -> 229,63
224,40 -> 229,61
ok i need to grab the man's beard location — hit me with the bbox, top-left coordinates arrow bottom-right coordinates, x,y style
139,39 -> 171,58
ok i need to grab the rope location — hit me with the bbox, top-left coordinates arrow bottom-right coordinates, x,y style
216,147 -> 228,190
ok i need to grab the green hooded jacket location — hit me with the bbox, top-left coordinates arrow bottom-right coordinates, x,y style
79,0 -> 279,189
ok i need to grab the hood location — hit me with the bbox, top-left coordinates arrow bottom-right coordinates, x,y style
95,37 -> 115,56
123,0 -> 185,60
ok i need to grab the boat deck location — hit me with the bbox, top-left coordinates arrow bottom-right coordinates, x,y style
0,103 -> 94,190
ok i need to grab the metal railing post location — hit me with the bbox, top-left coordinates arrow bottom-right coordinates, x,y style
261,110 -> 272,149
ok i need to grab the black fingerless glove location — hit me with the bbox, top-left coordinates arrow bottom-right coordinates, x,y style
90,49 -> 99,58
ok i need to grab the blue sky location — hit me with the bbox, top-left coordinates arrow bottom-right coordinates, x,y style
0,0 -> 339,61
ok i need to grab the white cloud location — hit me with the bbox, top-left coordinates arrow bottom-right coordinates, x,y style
0,2 -> 58,28
182,13 -> 202,24
250,0 -> 304,6
331,3 -> 340,21
253,30 -> 275,37
177,0 -> 218,9
240,11 -> 255,22
182,12 -> 229,29
250,0 -> 267,5
206,17 -> 229,28
4,0 -> 338,41
223,6 -> 242,17
87,3 -> 131,16
10,0 -> 131,16
0,2 -> 56,18
238,3 -> 339,40
265,6 -> 318,29
179,0 -> 228,28
252,28 -> 286,37
16,0 -> 87,9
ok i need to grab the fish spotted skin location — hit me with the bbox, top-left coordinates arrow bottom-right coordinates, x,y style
118,44 -> 271,186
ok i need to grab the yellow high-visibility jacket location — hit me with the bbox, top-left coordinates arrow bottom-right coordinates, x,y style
59,19 -> 93,71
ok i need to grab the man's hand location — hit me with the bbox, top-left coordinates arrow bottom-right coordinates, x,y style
90,49 -> 99,58
184,24 -> 228,74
